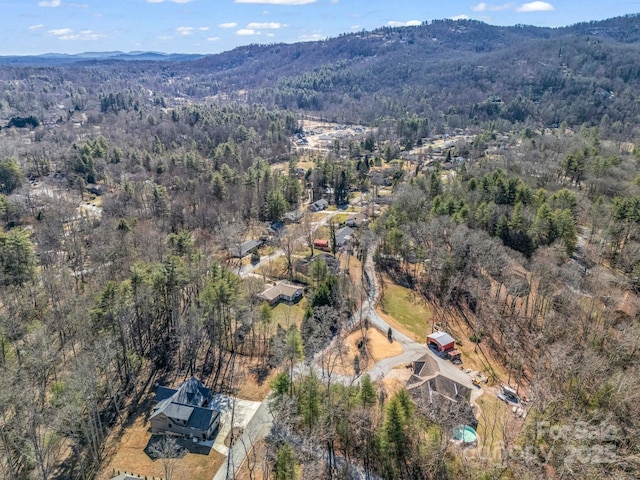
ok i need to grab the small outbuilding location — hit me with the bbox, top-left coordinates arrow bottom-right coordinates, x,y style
427,331 -> 456,353
313,239 -> 330,250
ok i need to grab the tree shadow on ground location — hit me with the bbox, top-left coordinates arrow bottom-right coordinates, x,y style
144,434 -> 212,458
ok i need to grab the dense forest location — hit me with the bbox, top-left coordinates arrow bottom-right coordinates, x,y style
0,13 -> 639,480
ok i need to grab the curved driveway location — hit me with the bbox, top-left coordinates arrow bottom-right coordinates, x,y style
216,217 -> 478,480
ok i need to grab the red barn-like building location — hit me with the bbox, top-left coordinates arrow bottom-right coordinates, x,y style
313,239 -> 330,250
427,331 -> 456,352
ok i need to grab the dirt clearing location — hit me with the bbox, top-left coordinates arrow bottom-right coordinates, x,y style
327,327 -> 403,376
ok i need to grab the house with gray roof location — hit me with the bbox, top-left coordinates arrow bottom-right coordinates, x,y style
283,209 -> 304,223
308,199 -> 328,212
110,474 -> 142,480
408,354 -> 477,430
150,377 -> 221,441
230,239 -> 264,258
335,226 -> 354,247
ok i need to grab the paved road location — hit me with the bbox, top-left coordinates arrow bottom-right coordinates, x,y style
213,400 -> 273,480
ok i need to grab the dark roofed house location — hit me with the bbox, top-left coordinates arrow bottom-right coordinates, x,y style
230,239 -> 264,258
269,221 -> 285,234
258,280 -> 304,306
308,199 -> 329,212
150,377 -> 220,441
335,226 -> 354,247
408,354 -> 477,430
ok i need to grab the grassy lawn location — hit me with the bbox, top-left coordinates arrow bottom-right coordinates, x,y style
332,213 -> 350,225
377,280 -> 433,342
475,392 -> 508,454
272,297 -> 307,329
315,225 -> 330,239
296,160 -> 315,170
294,245 -> 312,257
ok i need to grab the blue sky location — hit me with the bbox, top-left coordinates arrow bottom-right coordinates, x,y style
2,0 -> 640,55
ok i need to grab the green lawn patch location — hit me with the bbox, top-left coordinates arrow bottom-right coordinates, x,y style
272,297 -> 307,329
379,281 -> 433,342
332,213 -> 350,225
475,393 -> 507,452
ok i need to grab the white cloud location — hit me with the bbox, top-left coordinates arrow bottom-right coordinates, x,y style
387,20 -> 421,27
350,24 -> 361,30
300,33 -> 324,41
48,28 -> 106,40
38,0 -> 61,7
471,2 -> 514,12
207,36 -> 220,42
235,21 -> 287,36
198,27 -> 210,31
28,24 -> 44,30
235,0 -> 316,4
159,35 -> 173,40
237,28 -> 258,36
246,22 -> 286,29
176,26 -> 195,35
48,28 -> 72,36
219,22 -> 238,28
516,1 -> 554,12
450,15 -> 470,20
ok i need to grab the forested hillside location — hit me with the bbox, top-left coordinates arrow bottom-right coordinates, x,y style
0,13 -> 639,480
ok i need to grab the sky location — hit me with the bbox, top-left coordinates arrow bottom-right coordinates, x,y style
2,0 -> 640,56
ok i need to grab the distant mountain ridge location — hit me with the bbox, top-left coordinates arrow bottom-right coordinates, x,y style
0,51 -> 204,65
3,13 -> 640,68
167,14 -> 640,126
3,14 -> 640,128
